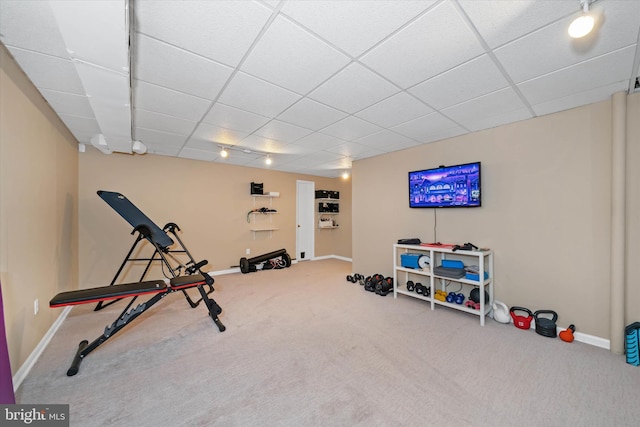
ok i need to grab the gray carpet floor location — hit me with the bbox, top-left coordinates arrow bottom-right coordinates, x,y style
16,259 -> 640,426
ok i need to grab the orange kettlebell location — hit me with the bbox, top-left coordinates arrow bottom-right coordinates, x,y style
559,324 -> 576,343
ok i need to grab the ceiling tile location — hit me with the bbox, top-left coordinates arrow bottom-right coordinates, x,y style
237,135 -> 289,153
6,47 -> 85,94
57,113 -> 100,142
442,88 -> 533,132
49,0 -> 128,74
253,120 -> 313,143
134,109 -> 197,136
355,92 -> 433,128
0,1 -> 69,57
281,0 -> 436,57
277,98 -> 347,130
240,15 -> 351,94
309,62 -> 399,113
320,116 -> 383,141
134,34 -> 233,100
182,135 -> 219,152
135,127 -> 185,156
211,150 -> 263,167
191,123 -> 250,146
458,0 -> 577,49
289,132 -> 347,151
135,0 -> 272,67
178,147 -> 219,162
360,1 -> 485,88
39,89 -> 94,118
217,72 -> 301,118
409,54 -> 510,109
518,46 -> 636,106
134,80 -> 212,121
391,112 -> 467,142
532,81 -> 630,117
202,103 -> 270,133
354,129 -> 421,152
495,0 -> 640,83
324,141 -> 386,159
277,150 -> 342,167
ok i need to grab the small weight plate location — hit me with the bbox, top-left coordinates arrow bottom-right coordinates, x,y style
418,255 -> 430,269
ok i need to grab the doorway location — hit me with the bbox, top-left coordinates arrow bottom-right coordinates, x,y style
296,180 -> 315,261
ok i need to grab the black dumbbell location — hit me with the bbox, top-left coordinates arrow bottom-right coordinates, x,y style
406,280 -> 415,292
415,283 -> 430,297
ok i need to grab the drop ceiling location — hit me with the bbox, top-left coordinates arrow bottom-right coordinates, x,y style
1,0 -> 639,177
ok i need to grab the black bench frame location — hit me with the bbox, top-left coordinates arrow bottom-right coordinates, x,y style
49,191 -> 226,376
51,273 -> 224,376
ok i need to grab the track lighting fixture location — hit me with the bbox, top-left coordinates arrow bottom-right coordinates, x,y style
568,0 -> 595,38
220,147 -> 228,158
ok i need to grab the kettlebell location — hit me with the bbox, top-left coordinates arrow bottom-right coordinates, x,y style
492,300 -> 510,324
559,324 -> 576,342
534,310 -> 558,338
510,306 -> 533,330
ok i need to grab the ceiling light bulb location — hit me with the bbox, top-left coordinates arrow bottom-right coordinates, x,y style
265,156 -> 272,165
342,171 -> 350,179
220,148 -> 228,158
568,1 -> 594,38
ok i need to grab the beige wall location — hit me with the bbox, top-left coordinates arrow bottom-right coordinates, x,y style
0,44 -> 79,375
78,149 -> 352,288
626,93 -> 640,324
353,93 -> 640,341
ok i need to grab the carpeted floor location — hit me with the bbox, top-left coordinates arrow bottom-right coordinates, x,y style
16,259 -> 640,426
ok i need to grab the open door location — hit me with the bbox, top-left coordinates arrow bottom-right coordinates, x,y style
296,180 -> 315,261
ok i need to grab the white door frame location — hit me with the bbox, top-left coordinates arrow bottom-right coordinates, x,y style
296,180 -> 315,261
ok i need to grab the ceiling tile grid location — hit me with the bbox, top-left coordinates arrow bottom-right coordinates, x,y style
1,0 -> 639,177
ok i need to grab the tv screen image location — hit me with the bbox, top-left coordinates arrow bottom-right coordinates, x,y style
409,162 -> 481,208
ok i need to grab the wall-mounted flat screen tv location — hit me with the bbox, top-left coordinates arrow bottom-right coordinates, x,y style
409,162 -> 481,208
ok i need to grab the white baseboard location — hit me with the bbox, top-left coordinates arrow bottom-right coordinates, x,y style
312,254 -> 352,262
573,331 -> 610,349
13,306 -> 72,392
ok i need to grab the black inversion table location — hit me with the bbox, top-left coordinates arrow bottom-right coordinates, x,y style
50,191 -> 225,376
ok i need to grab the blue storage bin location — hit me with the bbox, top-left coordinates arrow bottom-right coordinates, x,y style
626,322 -> 640,366
465,271 -> 489,281
400,254 -> 422,269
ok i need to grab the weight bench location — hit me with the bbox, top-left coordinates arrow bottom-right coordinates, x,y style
50,273 -> 224,376
49,190 -> 227,376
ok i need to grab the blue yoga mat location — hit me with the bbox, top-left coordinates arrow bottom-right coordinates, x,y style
0,281 -> 16,403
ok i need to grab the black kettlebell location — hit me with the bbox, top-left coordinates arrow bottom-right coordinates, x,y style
534,310 -> 558,338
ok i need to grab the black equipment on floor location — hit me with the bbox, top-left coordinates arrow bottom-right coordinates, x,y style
48,191 -> 226,376
239,248 -> 292,274
50,273 -> 223,376
534,310 -> 558,338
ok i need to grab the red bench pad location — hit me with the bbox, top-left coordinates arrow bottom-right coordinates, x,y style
50,280 -> 167,308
